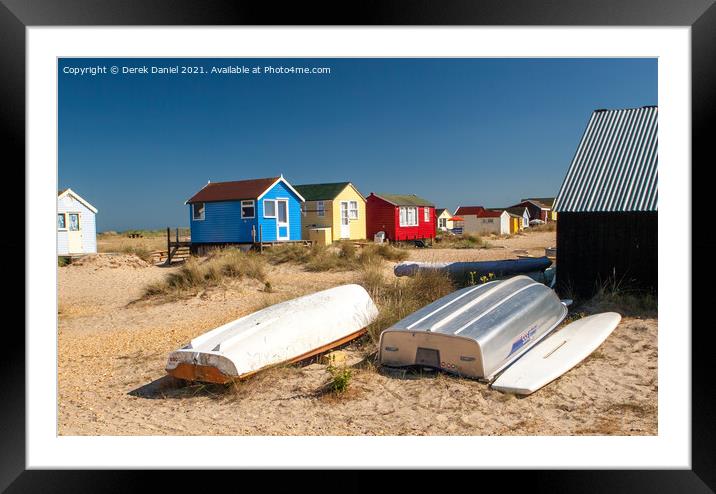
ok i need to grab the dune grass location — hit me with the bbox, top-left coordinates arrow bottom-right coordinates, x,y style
143,248 -> 267,299
264,241 -> 408,272
119,245 -> 155,263
529,222 -> 557,232
572,276 -> 657,318
357,265 -> 456,343
434,233 -> 490,249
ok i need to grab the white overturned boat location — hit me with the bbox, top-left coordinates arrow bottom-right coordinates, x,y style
491,312 -> 621,395
166,284 -> 379,383
378,275 -> 569,381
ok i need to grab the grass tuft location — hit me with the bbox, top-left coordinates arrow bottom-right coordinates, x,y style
434,233 -> 490,249
264,242 -> 408,272
119,245 -> 155,263
358,267 -> 456,343
578,276 -> 657,318
143,247 -> 267,299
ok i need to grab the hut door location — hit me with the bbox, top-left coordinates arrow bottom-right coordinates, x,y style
67,213 -> 82,253
339,202 -> 350,239
276,199 -> 289,241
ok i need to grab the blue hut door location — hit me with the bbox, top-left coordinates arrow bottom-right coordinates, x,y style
276,199 -> 289,240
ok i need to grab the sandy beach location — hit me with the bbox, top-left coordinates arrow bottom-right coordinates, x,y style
57,231 -> 657,436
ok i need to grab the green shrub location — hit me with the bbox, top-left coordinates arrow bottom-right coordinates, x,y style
326,363 -> 353,393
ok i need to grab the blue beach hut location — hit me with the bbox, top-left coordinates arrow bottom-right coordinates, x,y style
186,175 -> 305,251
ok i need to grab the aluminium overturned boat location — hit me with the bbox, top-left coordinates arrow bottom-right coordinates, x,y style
378,275 -> 569,381
166,284 -> 379,383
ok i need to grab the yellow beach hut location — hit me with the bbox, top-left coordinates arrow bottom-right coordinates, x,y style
295,182 -> 367,245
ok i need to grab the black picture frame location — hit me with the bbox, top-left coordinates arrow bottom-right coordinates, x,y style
5,0 -> 710,490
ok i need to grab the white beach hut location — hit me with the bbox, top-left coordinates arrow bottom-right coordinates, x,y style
57,188 -> 98,255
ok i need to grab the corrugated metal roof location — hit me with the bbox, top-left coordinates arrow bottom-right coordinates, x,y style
553,106 -> 658,213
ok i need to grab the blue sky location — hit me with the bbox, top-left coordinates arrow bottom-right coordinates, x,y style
58,58 -> 657,232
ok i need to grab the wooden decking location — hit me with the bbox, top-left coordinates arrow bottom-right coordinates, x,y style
161,227 -> 317,263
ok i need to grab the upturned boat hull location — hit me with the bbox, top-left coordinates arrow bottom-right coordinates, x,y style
379,275 -> 568,381
166,284 -> 379,383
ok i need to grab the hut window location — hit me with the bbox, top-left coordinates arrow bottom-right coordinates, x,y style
317,201 -> 325,217
439,218 -> 447,228
57,213 -> 67,230
423,207 -> 430,222
264,199 -> 276,218
399,206 -> 418,227
192,202 -> 205,220
241,200 -> 255,219
68,213 -> 80,231
349,201 -> 358,219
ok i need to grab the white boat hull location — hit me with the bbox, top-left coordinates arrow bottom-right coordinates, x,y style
490,312 -> 622,395
166,284 -> 379,383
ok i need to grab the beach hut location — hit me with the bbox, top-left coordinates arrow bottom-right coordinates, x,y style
186,175 -> 305,252
436,208 -> 453,232
57,188 -> 98,256
294,182 -> 366,244
527,198 -> 557,221
455,206 -> 510,235
509,198 -> 555,223
553,106 -> 657,298
489,206 -> 530,231
366,193 -> 436,242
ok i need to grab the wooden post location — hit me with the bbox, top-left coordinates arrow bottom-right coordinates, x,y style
176,228 -> 179,243
259,225 -> 263,253
166,227 -> 171,264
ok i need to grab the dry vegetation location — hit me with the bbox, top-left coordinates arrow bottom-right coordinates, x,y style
264,241 -> 408,271
529,222 -> 557,232
434,233 -> 491,249
143,248 -> 267,300
97,230 -> 169,259
357,266 -> 456,343
577,278 -> 657,318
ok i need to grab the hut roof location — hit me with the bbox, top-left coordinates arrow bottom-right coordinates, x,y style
455,206 -> 486,216
186,176 -> 305,204
554,106 -> 658,212
372,193 -> 434,207
294,182 -> 361,201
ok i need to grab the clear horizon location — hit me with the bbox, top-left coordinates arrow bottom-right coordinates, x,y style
58,57 -> 657,232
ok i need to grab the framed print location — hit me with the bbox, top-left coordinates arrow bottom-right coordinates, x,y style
5,0 -> 712,490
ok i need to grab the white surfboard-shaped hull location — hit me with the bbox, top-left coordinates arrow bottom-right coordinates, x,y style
165,284 -> 379,383
490,312 -> 622,395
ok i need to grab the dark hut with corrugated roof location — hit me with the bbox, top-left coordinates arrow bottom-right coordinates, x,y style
553,106 -> 658,298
